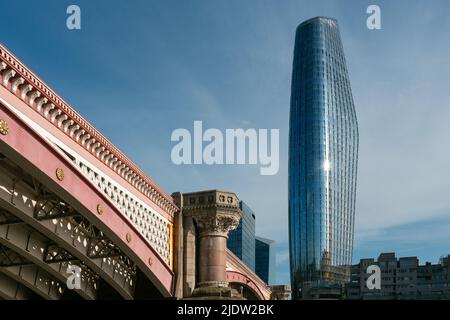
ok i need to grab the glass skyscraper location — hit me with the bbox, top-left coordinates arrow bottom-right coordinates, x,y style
255,236 -> 276,285
288,17 -> 359,299
227,201 -> 256,271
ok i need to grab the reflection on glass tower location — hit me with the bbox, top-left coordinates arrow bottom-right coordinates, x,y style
288,17 -> 358,299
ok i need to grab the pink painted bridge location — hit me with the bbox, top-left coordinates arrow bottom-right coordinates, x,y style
0,44 -> 270,300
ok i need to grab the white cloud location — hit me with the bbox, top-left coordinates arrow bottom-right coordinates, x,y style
276,249 -> 290,266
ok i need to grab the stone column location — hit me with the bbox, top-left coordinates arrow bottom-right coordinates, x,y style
182,215 -> 197,296
173,189 -> 197,298
181,190 -> 242,297
195,214 -> 240,287
171,192 -> 184,299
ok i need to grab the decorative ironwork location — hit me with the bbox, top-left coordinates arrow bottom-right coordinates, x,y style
72,159 -> 171,264
34,195 -> 78,220
87,236 -> 121,259
0,245 -> 31,267
0,157 -> 137,295
44,244 -> 77,263
68,216 -> 136,279
0,209 -> 21,225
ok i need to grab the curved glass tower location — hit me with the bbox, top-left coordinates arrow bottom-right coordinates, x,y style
288,17 -> 358,299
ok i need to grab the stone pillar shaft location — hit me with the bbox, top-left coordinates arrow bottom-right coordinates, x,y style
178,190 -> 242,296
183,216 -> 196,296
198,234 -> 227,287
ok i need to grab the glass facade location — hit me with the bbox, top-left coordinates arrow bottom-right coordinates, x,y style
288,17 -> 359,299
255,236 -> 276,285
227,201 -> 256,271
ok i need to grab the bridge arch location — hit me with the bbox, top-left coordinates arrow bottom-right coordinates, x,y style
227,270 -> 266,300
226,250 -> 272,300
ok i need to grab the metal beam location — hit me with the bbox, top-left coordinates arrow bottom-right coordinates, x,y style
0,272 -> 34,300
0,208 -> 21,225
0,244 -> 31,267
44,244 -> 77,263
87,236 -> 122,259
0,264 -> 64,300
0,222 -> 97,299
34,193 -> 78,221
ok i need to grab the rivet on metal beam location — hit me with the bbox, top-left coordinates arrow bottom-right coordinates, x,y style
0,119 -> 9,135
97,204 -> 104,215
126,233 -> 132,243
148,257 -> 153,266
55,168 -> 64,181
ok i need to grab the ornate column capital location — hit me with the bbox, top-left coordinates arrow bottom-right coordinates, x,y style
176,190 -> 243,297
181,190 -> 242,238
194,213 -> 241,237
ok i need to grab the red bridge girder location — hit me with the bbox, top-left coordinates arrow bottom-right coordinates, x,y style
0,100 -> 174,297
226,250 -> 272,300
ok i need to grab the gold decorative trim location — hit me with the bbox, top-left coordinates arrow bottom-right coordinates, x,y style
97,204 -> 104,215
55,168 -> 64,181
0,119 -> 9,135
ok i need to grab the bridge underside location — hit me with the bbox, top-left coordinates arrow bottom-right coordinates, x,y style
0,154 -> 166,299
0,101 -> 174,300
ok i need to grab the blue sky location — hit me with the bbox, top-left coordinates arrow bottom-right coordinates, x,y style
1,0 -> 450,286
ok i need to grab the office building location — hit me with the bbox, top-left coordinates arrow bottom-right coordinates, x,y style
255,236 -> 276,285
288,16 -> 359,299
227,201 -> 256,271
346,253 -> 450,300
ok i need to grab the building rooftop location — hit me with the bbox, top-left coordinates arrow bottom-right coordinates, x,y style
299,16 -> 337,27
378,252 -> 396,260
255,236 -> 275,244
